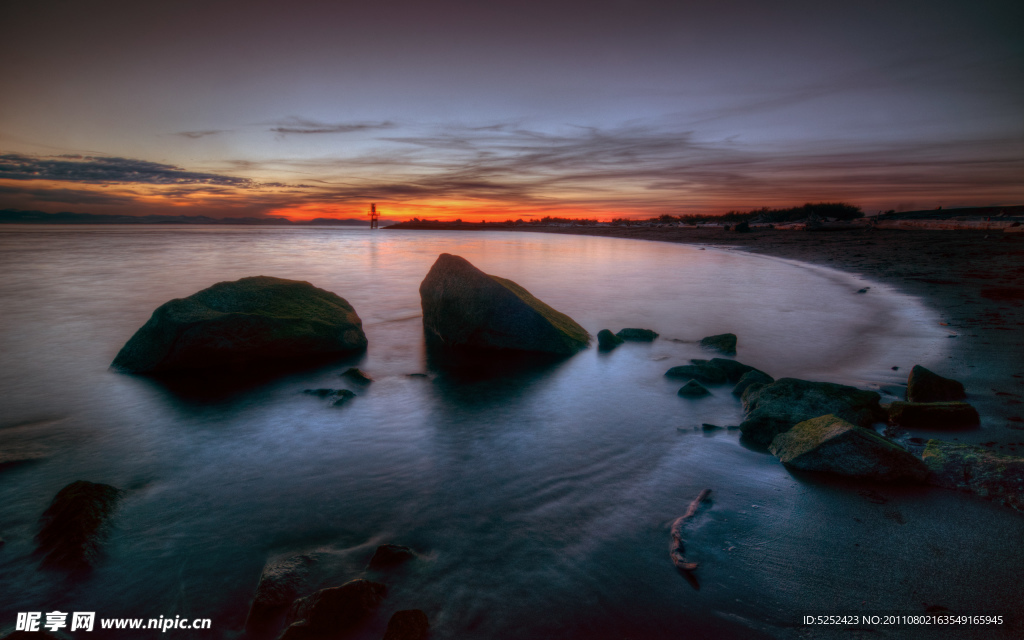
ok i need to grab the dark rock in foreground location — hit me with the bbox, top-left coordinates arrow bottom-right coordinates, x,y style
615,328 -> 659,341
699,333 -> 737,354
740,378 -> 885,448
382,610 -> 429,640
112,276 -> 367,373
280,579 -> 387,640
732,370 -> 774,398
887,401 -> 980,429
246,554 -> 316,635
419,254 -> 589,355
769,415 -> 928,483
665,363 -> 727,384
922,440 -> 1024,512
597,329 -> 624,350
906,365 -> 966,403
677,380 -> 710,397
36,480 -> 121,570
368,544 -> 416,569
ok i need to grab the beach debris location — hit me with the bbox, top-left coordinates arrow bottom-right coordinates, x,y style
280,579 -> 387,640
922,440 -> 1024,512
341,367 -> 373,384
664,362 -> 728,384
382,610 -> 430,640
36,480 -> 122,570
112,276 -> 366,373
367,543 -> 416,569
419,254 -> 589,355
245,554 -> 317,635
887,401 -> 980,429
699,333 -> 737,355
615,328 -> 659,341
732,370 -> 774,398
669,489 -> 712,572
739,378 -> 885,448
906,365 -> 966,402
597,329 -> 625,350
769,415 -> 928,483
677,380 -> 711,397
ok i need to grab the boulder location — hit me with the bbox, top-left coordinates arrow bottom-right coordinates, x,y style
597,329 -> 624,350
906,365 -> 966,402
245,554 -> 316,634
112,276 -> 367,373
419,254 -> 589,355
740,378 -> 885,448
922,440 -> 1024,512
699,333 -> 736,354
696,358 -> 762,383
367,544 -> 416,569
664,363 -> 727,384
36,480 -> 121,569
615,328 -> 659,341
732,370 -> 774,398
769,415 -> 928,483
382,610 -> 429,640
677,380 -> 710,397
887,401 -> 980,429
280,580 -> 387,640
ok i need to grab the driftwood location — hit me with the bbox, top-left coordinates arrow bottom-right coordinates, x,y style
669,489 -> 711,571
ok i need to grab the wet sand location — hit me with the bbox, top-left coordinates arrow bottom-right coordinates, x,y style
522,226 -> 1024,451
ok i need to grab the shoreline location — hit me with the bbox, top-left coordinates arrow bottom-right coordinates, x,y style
516,226 -> 1024,451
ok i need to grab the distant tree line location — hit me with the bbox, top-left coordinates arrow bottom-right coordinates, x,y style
611,202 -> 863,225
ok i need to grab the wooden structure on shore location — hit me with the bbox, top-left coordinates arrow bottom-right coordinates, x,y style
368,203 -> 380,229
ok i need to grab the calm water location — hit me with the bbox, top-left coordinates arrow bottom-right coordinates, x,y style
1,226 -> 1022,640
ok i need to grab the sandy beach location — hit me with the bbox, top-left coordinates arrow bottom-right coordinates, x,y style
520,225 -> 1024,452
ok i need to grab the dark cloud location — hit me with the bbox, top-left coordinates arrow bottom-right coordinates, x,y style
268,117 -> 396,135
176,130 -> 227,139
0,153 -> 256,187
0,184 -> 139,206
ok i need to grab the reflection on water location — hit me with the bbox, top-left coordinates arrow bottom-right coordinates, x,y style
1,226 -> 1022,640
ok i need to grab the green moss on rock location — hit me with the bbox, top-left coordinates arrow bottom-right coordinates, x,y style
922,440 -> 1024,512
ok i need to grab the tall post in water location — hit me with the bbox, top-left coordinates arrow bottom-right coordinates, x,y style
369,203 -> 380,229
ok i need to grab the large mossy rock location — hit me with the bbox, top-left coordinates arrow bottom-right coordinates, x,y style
419,254 -> 589,355
887,401 -> 980,429
740,378 -> 885,448
922,440 -> 1024,512
280,579 -> 387,640
36,480 -> 121,570
769,415 -> 928,483
906,365 -> 966,402
112,276 -> 366,373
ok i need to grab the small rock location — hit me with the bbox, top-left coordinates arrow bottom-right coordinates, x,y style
281,579 -> 387,640
701,423 -> 723,431
342,368 -> 373,384
382,609 -> 429,640
245,554 -> 317,634
36,480 -> 122,570
615,328 -> 659,341
699,333 -> 737,355
732,370 -> 774,398
406,373 -> 428,378
769,415 -> 928,483
597,329 -> 625,350
332,390 -> 357,407
665,363 -> 727,384
887,402 -> 980,429
678,381 -> 710,397
699,358 -> 762,383
304,388 -> 338,397
368,544 -> 416,569
906,365 -> 966,402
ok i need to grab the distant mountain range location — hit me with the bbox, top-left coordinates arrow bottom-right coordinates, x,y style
0,209 -> 398,226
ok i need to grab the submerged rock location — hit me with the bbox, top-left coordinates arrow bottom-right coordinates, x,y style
281,579 -> 387,640
739,378 -> 885,448
906,365 -> 966,402
341,367 -> 373,384
664,363 -> 727,384
699,333 -> 737,354
246,554 -> 317,635
615,328 -> 659,341
887,401 -> 980,429
769,415 -> 928,483
332,389 -> 357,407
36,480 -> 122,570
732,370 -> 774,398
382,610 -> 429,640
419,254 -> 589,355
597,329 -> 625,350
922,440 -> 1024,512
112,276 -> 367,373
367,544 -> 416,569
677,380 -> 711,397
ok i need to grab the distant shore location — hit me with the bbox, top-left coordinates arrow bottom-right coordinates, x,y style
517,225 -> 1024,451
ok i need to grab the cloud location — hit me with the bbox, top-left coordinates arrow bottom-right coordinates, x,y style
0,153 -> 256,187
268,117 -> 396,135
0,184 -> 139,206
176,130 -> 227,139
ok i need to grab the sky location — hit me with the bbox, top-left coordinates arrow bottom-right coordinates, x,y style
1,0 -> 1021,221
